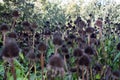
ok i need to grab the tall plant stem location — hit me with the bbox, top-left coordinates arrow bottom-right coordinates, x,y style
90,66 -> 93,80
3,32 -> 6,46
82,66 -> 84,80
32,31 -> 36,49
64,56 -> 68,72
11,18 -> 17,31
23,62 -> 34,80
3,62 -> 8,80
10,59 -> 16,80
86,67 -> 89,80
34,61 -> 37,80
88,34 -> 91,46
40,53 -> 44,80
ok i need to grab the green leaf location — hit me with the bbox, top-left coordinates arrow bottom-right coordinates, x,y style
113,52 -> 120,62
19,53 -> 24,60
95,74 -> 101,79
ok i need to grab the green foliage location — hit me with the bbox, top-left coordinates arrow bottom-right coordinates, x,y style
0,0 -> 120,80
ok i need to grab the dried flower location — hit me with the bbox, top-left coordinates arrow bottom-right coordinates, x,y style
12,10 -> 20,18
0,23 -> 9,33
73,48 -> 83,57
38,42 -> 47,52
84,46 -> 94,55
1,39 -> 19,58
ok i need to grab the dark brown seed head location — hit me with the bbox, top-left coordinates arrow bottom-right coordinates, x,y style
117,43 -> 120,51
90,33 -> 96,38
67,40 -> 73,47
0,23 -> 9,32
12,10 -> 20,17
1,39 -> 19,58
86,27 -> 94,34
53,31 -> 62,38
26,49 -> 36,60
31,22 -> 38,29
68,34 -> 76,40
22,21 -> 30,27
43,28 -> 51,36
79,55 -> 90,66
53,36 -> 63,46
84,46 -> 94,55
7,32 -> 17,39
38,42 -> 47,52
73,48 -> 83,57
93,63 -> 102,72
61,45 -> 69,55
65,54 -> 70,59
49,54 -> 64,68
95,19 -> 103,28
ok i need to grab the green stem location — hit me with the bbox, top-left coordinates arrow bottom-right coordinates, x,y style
23,64 -> 34,80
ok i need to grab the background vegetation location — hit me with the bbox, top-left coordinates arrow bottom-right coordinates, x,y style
0,0 -> 120,80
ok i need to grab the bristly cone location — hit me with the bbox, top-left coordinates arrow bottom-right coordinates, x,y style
1,39 -> 19,58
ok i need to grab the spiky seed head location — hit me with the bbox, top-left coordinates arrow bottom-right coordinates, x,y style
1,39 -> 19,58
38,42 -> 47,52
7,32 -> 17,39
84,46 -> 94,55
12,10 -> 20,17
0,23 -> 9,33
79,55 -> 90,66
73,48 -> 83,57
49,54 -> 64,68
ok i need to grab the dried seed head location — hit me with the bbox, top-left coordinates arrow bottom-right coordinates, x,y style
95,19 -> 103,28
61,45 -> 69,55
26,49 -> 36,60
86,27 -> 94,34
22,47 -> 29,56
84,46 -> 94,55
0,23 -> 9,33
7,32 -> 17,39
43,28 -> 51,36
53,36 -> 63,46
1,39 -> 19,58
74,17 -> 86,28
90,33 -> 97,38
73,48 -> 83,57
79,55 -> 90,66
68,34 -> 76,40
31,22 -> 38,29
22,21 -> 30,27
49,54 -> 64,68
38,42 -> 47,52
53,31 -> 62,38
67,40 -> 73,47
12,10 -> 20,17
93,63 -> 102,72
65,54 -> 70,59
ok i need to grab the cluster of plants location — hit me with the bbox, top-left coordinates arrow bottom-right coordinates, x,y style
0,0 -> 120,80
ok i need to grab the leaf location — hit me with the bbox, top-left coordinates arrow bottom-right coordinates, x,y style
113,52 -> 120,62
95,74 -> 101,79
19,53 -> 24,60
